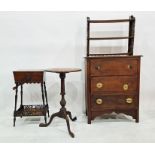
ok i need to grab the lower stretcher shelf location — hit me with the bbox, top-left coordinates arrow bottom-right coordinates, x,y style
15,104 -> 48,117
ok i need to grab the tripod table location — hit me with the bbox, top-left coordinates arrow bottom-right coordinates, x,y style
39,68 -> 81,138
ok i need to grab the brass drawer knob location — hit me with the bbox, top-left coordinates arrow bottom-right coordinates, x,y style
123,84 -> 129,90
126,98 -> 133,104
96,82 -> 103,88
96,98 -> 103,105
127,64 -> 132,69
95,65 -> 101,70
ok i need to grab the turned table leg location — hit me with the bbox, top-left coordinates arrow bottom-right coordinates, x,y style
20,84 -> 23,118
13,83 -> 18,127
41,83 -> 47,123
44,82 -> 50,117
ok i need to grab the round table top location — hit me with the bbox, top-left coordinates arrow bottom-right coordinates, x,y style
45,68 -> 81,73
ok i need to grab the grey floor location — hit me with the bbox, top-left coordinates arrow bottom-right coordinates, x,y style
0,97 -> 155,143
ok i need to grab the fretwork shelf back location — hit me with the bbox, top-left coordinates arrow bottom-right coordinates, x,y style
87,15 -> 135,56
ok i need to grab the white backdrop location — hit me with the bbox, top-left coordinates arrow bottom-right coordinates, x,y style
0,12 -> 155,142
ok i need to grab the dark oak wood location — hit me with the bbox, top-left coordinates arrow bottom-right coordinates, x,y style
13,70 -> 49,126
85,16 -> 141,123
85,56 -> 141,124
13,71 -> 44,83
87,17 -> 90,57
91,94 -> 138,110
39,68 -> 81,138
90,58 -> 138,76
91,76 -> 138,93
128,16 -> 135,55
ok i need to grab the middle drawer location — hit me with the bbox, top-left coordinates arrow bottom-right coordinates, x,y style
91,76 -> 138,93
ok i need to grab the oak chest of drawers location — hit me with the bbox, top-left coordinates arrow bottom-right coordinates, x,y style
85,56 -> 141,124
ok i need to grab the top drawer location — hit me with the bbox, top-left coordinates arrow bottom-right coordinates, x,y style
13,71 -> 44,84
90,58 -> 138,76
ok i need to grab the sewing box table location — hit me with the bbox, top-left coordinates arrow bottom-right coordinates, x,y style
13,70 -> 49,126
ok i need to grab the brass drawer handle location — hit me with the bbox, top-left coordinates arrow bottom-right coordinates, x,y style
96,98 -> 103,105
126,98 -> 133,104
127,64 -> 132,69
123,84 -> 128,91
95,65 -> 101,70
96,82 -> 103,88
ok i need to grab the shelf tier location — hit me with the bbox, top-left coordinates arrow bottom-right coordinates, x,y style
88,53 -> 129,56
15,104 -> 48,117
88,36 -> 133,40
88,19 -> 131,23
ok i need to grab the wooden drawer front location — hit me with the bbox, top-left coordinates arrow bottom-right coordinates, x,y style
91,76 -> 138,93
91,94 -> 138,110
90,59 -> 138,76
14,72 -> 44,83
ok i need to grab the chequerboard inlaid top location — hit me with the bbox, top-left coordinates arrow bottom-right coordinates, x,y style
45,68 -> 81,73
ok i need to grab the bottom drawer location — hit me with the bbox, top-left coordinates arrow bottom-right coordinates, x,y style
91,94 -> 138,110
